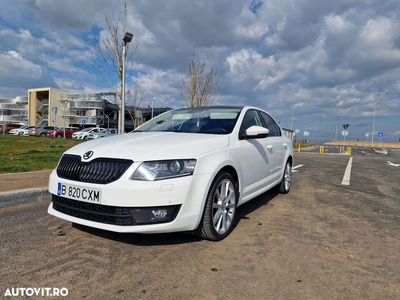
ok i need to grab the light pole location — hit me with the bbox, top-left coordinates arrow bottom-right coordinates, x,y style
371,100 -> 377,147
290,106 -> 294,130
62,100 -> 69,138
151,97 -> 156,119
120,32 -> 133,134
335,118 -> 338,141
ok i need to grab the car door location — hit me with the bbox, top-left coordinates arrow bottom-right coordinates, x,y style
239,109 -> 275,202
259,111 -> 286,182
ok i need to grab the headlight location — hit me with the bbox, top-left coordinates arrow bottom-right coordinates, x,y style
132,159 -> 196,181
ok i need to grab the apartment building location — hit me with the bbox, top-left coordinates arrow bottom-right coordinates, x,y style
2,87 -> 169,132
0,96 -> 28,124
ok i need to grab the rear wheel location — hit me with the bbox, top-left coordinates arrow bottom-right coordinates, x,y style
195,171 -> 237,241
39,132 -> 47,137
56,134 -> 63,138
278,160 -> 292,194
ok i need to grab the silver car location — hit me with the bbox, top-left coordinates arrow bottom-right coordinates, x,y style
28,126 -> 59,137
87,128 -> 118,140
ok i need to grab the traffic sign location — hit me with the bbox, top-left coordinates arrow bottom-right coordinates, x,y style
378,132 -> 383,139
342,130 -> 348,137
342,123 -> 349,129
365,133 -> 369,137
82,119 -> 86,124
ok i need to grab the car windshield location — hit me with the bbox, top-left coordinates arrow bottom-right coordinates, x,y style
135,107 -> 242,134
98,129 -> 108,133
80,128 -> 93,132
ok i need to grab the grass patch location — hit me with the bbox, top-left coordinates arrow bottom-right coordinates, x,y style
0,135 -> 83,174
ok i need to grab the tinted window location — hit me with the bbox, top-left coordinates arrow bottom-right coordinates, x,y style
239,110 -> 263,136
260,112 -> 281,137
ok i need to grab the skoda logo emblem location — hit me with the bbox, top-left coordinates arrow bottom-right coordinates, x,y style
83,151 -> 94,160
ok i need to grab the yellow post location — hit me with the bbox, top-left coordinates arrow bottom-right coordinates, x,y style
298,145 -> 301,153
340,147 -> 342,154
347,147 -> 352,155
319,146 -> 324,154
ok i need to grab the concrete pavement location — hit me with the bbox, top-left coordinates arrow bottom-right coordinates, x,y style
0,170 -> 52,208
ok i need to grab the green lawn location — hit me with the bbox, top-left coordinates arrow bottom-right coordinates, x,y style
0,135 -> 83,174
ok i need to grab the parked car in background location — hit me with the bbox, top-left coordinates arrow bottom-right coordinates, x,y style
48,106 -> 294,241
47,127 -> 80,139
8,125 -> 36,135
28,126 -> 59,137
0,124 -> 23,134
72,127 -> 105,140
23,126 -> 39,136
87,128 -> 118,140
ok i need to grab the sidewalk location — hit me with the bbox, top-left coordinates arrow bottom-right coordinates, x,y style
0,170 -> 52,207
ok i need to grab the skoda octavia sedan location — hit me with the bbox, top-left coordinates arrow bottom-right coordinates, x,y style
48,106 -> 293,241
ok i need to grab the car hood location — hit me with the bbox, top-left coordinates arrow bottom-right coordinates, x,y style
64,132 -> 230,161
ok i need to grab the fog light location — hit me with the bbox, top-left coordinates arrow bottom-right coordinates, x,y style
152,209 -> 168,219
130,205 -> 181,225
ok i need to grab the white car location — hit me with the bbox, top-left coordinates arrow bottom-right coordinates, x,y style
87,128 -> 118,140
48,106 -> 293,241
72,127 -> 105,140
8,125 -> 30,135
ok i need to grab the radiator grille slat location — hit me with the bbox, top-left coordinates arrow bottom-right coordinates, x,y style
57,154 -> 133,184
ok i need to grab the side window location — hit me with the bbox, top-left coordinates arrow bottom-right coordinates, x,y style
239,110 -> 263,136
260,112 -> 281,137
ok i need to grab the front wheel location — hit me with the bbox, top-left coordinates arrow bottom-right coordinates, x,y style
278,160 -> 292,194
195,172 -> 238,241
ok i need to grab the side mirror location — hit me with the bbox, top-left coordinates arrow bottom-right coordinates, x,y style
240,126 -> 269,139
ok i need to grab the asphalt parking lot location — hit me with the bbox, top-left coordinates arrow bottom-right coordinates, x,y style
1,147 -> 399,299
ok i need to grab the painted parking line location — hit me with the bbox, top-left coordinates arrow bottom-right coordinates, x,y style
386,161 -> 400,167
341,157 -> 353,185
292,164 -> 303,173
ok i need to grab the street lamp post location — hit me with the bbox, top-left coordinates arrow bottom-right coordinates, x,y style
335,118 -> 338,141
290,106 -> 294,130
120,32 -> 133,134
151,97 -> 156,119
62,100 -> 69,138
371,100 -> 377,147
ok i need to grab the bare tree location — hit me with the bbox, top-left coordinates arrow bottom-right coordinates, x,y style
91,1 -> 138,132
126,83 -> 146,128
181,50 -> 217,107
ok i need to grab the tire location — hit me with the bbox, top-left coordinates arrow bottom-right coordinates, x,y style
84,136 -> 88,140
195,171 -> 238,241
40,133 -> 47,137
18,132 -> 23,136
56,134 -> 63,138
278,160 -> 292,194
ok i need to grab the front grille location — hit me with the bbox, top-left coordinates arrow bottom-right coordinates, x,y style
52,195 -> 181,226
57,154 -> 133,184
52,195 -> 135,225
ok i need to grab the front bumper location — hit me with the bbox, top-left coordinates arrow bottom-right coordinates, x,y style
48,169 -> 211,233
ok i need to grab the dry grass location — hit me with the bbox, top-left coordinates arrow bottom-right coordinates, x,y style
324,141 -> 400,149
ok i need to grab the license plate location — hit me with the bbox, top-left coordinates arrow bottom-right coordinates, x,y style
57,182 -> 101,204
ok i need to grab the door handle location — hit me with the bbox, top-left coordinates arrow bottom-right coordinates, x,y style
266,145 -> 273,151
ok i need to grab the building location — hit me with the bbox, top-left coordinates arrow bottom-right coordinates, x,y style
1,87 -> 170,132
0,96 -> 28,124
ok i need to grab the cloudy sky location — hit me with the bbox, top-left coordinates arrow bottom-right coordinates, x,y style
1,0 -> 399,142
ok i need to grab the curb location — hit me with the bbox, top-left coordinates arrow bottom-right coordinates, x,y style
0,187 -> 50,208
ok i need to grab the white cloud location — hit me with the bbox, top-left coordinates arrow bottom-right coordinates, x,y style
0,0 -> 399,141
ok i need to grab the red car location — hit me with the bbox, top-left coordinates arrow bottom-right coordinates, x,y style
47,127 -> 80,138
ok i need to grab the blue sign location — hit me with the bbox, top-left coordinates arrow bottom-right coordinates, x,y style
81,119 -> 86,124
378,132 -> 383,139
